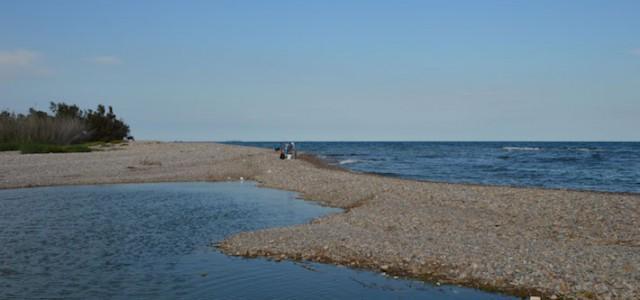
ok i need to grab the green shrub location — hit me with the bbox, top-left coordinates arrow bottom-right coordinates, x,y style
0,142 -> 20,151
19,143 -> 92,154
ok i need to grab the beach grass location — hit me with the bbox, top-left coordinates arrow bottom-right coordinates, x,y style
0,142 -> 92,154
0,142 -> 20,151
19,143 -> 92,154
0,140 -> 133,154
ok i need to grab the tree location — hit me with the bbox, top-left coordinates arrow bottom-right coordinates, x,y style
50,102 -> 84,119
85,104 -> 130,141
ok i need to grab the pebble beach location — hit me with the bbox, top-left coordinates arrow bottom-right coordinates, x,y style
1,141 -> 638,299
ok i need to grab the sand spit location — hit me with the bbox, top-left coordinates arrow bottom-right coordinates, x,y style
1,141 -> 638,299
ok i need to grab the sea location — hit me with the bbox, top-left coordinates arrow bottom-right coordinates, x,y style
226,142 -> 640,194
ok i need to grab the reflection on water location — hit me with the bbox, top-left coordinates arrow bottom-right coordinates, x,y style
0,182 -> 514,299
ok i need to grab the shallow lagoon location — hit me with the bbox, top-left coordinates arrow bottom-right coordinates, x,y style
0,182 -> 514,299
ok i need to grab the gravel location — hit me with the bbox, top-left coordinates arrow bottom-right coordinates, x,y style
2,141 -> 638,299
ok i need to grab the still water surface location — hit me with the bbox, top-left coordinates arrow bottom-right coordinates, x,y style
0,182 -> 513,299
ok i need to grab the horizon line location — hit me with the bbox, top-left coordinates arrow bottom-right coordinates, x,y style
190,140 -> 640,143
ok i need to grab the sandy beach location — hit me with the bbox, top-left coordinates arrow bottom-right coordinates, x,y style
1,141 -> 638,299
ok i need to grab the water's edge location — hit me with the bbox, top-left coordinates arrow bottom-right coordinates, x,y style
227,141 -> 640,194
0,182 -> 515,299
299,152 -> 640,197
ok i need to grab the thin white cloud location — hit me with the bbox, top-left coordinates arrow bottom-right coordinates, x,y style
631,48 -> 640,56
88,55 -> 122,65
0,49 -> 51,80
0,49 -> 39,66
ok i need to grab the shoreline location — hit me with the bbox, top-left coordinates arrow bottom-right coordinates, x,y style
300,150 -> 640,198
2,141 -> 638,299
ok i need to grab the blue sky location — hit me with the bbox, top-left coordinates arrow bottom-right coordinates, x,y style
1,0 -> 639,141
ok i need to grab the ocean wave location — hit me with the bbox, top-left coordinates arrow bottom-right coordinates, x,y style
370,171 -> 402,178
502,146 -> 541,151
326,153 -> 361,157
572,147 -> 605,153
416,154 -> 439,158
538,157 -> 579,163
368,158 -> 387,161
339,159 -> 359,165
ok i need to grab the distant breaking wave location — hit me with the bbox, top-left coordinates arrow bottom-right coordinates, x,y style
339,159 -> 359,165
503,146 -> 602,153
573,148 -> 602,152
502,146 -> 541,151
223,141 -> 640,194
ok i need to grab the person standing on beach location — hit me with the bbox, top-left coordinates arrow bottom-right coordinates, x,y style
290,142 -> 297,159
279,143 -> 286,160
284,142 -> 297,159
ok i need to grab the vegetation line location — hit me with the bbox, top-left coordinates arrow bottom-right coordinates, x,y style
0,102 -> 130,154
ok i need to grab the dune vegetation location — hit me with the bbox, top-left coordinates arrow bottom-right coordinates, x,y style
0,102 -> 130,154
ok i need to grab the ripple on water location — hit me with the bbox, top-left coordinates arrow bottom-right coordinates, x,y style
0,182 -> 514,299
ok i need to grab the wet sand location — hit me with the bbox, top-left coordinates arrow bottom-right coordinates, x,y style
1,141 -> 638,299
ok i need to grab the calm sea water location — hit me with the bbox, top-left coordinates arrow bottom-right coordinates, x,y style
227,142 -> 640,193
0,182 -> 513,299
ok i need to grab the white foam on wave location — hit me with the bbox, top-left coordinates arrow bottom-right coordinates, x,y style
339,159 -> 359,165
502,146 -> 541,151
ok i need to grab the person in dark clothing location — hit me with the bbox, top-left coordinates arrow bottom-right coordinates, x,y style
278,143 -> 285,159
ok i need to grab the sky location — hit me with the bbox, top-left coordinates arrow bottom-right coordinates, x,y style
1,0 -> 639,141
